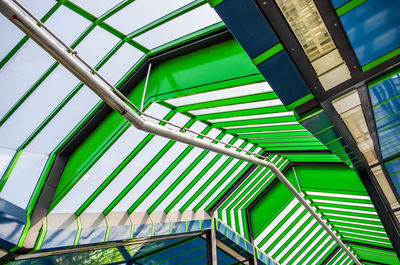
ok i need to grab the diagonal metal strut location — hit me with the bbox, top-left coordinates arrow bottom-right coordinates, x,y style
0,0 -> 360,264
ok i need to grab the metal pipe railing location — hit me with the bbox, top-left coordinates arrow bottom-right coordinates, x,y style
0,0 -> 360,264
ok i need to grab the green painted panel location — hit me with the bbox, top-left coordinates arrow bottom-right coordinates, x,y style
294,165 -> 367,194
250,168 -> 297,238
53,39 -> 261,206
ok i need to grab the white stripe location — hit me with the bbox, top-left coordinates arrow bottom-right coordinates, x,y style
307,191 -> 370,200
319,206 -> 377,215
327,218 -> 383,228
339,255 -> 350,265
227,122 -> 300,130
282,224 -> 320,265
165,82 -> 272,106
260,206 -> 306,250
292,229 -> 327,264
190,99 -> 282,115
210,111 -> 293,123
311,240 -> 336,265
312,199 -> 374,208
325,213 -> 380,222
340,230 -> 389,240
303,234 -> 333,265
276,216 -> 315,261
253,201 -> 299,245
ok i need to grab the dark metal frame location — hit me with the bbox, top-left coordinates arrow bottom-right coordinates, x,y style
28,29 -> 234,228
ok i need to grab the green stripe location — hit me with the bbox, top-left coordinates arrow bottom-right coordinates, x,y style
274,216 -> 314,257
226,124 -> 305,134
176,137 -> 240,212
48,121 -> 131,213
286,93 -> 315,111
252,43 -> 284,66
280,222 -> 320,263
208,0 -> 224,8
33,217 -> 47,251
196,106 -> 288,121
128,126 -> 213,214
0,2 -> 61,68
76,134 -> 153,215
298,232 -> 330,264
0,62 -> 59,128
103,141 -> 177,215
191,142 -> 249,212
147,131 -> 226,213
74,215 -> 81,246
238,131 -> 312,139
103,119 -> 195,215
213,116 -> 297,128
362,46 -> 400,72
127,0 -> 206,39
336,0 -> 367,16
0,149 -> 23,192
368,67 -> 400,88
205,148 -> 258,212
175,92 -> 278,112
149,21 -> 226,55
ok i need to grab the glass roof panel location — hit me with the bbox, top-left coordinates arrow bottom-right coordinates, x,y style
0,14 -> 25,60
165,82 -> 273,106
74,26 -> 121,67
0,150 -> 48,209
44,5 -> 92,46
0,40 -> 54,119
84,112 -> 187,213
134,4 -> 221,50
51,125 -> 148,213
51,103 -> 170,213
105,0 -> 194,35
69,0 -> 122,18
0,66 -> 79,150
98,43 -> 145,85
25,86 -> 100,154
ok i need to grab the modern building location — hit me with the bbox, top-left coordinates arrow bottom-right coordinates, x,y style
0,0 -> 399,264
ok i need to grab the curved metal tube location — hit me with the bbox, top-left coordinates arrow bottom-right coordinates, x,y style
0,0 -> 360,264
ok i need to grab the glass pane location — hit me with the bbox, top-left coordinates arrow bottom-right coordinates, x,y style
113,135 -> 189,211
211,111 -> 294,123
0,147 -> 16,179
75,26 -> 120,67
134,4 -> 221,50
200,147 -> 261,210
50,103 -> 170,213
0,150 -> 48,209
0,40 -> 54,119
189,99 -> 283,116
84,112 -> 189,213
165,82 -> 273,107
51,126 -> 148,213
105,0 -> 193,35
0,67 -> 79,149
69,0 -> 122,17
26,86 -> 100,154
0,14 -> 25,60
98,43 -> 145,85
19,0 -> 55,20
44,5 -> 92,46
